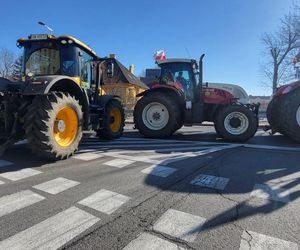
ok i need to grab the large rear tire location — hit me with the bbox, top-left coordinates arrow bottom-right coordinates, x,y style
214,105 -> 258,142
266,96 -> 285,135
276,88 -> 300,143
98,99 -> 125,140
134,92 -> 181,138
24,92 -> 83,160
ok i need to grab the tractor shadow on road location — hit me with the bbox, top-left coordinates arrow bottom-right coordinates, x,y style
143,146 -> 300,234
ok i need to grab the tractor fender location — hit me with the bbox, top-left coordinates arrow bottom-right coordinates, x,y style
22,75 -> 90,129
136,85 -> 185,108
275,80 -> 300,96
97,95 -> 121,111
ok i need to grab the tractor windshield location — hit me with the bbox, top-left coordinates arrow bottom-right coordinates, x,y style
160,62 -> 195,100
22,41 -> 79,77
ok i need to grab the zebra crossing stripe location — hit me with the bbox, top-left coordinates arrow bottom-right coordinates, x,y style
104,159 -> 135,168
78,189 -> 130,215
239,230 -> 298,250
73,152 -> 103,161
0,206 -> 99,250
0,168 -> 42,181
153,209 -> 206,242
141,165 -> 177,177
0,190 -> 45,218
33,177 -> 80,194
0,180 -> 4,185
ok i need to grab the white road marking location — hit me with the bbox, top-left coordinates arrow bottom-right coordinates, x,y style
0,190 -> 45,218
0,206 -> 99,250
33,177 -> 80,194
78,189 -> 130,215
243,144 -> 300,152
251,184 -> 290,203
153,209 -> 206,242
0,168 -> 42,181
123,233 -> 184,250
191,174 -> 230,190
0,160 -> 13,168
141,165 -> 177,177
0,180 -> 4,185
73,152 -> 103,161
239,230 -> 298,250
104,159 -> 135,168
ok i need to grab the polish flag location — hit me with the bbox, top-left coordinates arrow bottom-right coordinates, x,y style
154,50 -> 166,61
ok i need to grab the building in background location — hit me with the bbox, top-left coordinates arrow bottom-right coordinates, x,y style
101,55 -> 148,116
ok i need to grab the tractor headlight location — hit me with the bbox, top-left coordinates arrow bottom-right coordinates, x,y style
61,40 -> 67,44
68,40 -> 73,44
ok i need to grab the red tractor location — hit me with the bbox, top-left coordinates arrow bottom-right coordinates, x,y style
134,55 -> 259,142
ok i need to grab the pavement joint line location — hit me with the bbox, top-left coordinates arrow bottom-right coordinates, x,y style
0,190 -> 45,218
145,230 -> 197,250
122,232 -> 186,250
0,168 -> 42,181
0,206 -> 100,250
32,177 -> 80,195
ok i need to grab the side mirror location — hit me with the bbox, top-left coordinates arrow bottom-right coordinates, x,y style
107,62 -> 114,78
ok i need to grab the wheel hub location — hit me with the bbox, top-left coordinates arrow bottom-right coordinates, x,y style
57,120 -> 66,132
224,111 -> 249,135
152,112 -> 161,121
229,117 -> 241,128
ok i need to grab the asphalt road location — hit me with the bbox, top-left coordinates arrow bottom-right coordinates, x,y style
0,125 -> 299,250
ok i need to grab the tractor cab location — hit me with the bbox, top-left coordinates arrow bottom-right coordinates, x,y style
157,59 -> 200,102
17,34 -> 96,89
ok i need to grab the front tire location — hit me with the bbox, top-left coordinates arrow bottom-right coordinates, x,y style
134,92 -> 181,138
24,92 -> 83,160
214,105 -> 258,142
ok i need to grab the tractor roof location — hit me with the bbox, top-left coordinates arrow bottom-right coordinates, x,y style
157,59 -> 194,65
17,34 -> 96,57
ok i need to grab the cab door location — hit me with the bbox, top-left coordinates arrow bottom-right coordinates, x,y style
79,49 -> 93,90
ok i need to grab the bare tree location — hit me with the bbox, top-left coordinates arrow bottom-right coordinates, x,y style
0,48 -> 15,79
261,3 -> 300,94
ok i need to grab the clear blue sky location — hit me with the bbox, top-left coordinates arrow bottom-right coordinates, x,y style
0,0 -> 294,95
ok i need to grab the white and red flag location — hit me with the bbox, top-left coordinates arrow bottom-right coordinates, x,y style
154,50 -> 166,61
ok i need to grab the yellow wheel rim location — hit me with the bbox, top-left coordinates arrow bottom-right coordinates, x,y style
53,106 -> 78,147
109,107 -> 122,133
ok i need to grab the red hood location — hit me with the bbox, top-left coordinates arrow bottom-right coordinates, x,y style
275,80 -> 300,96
